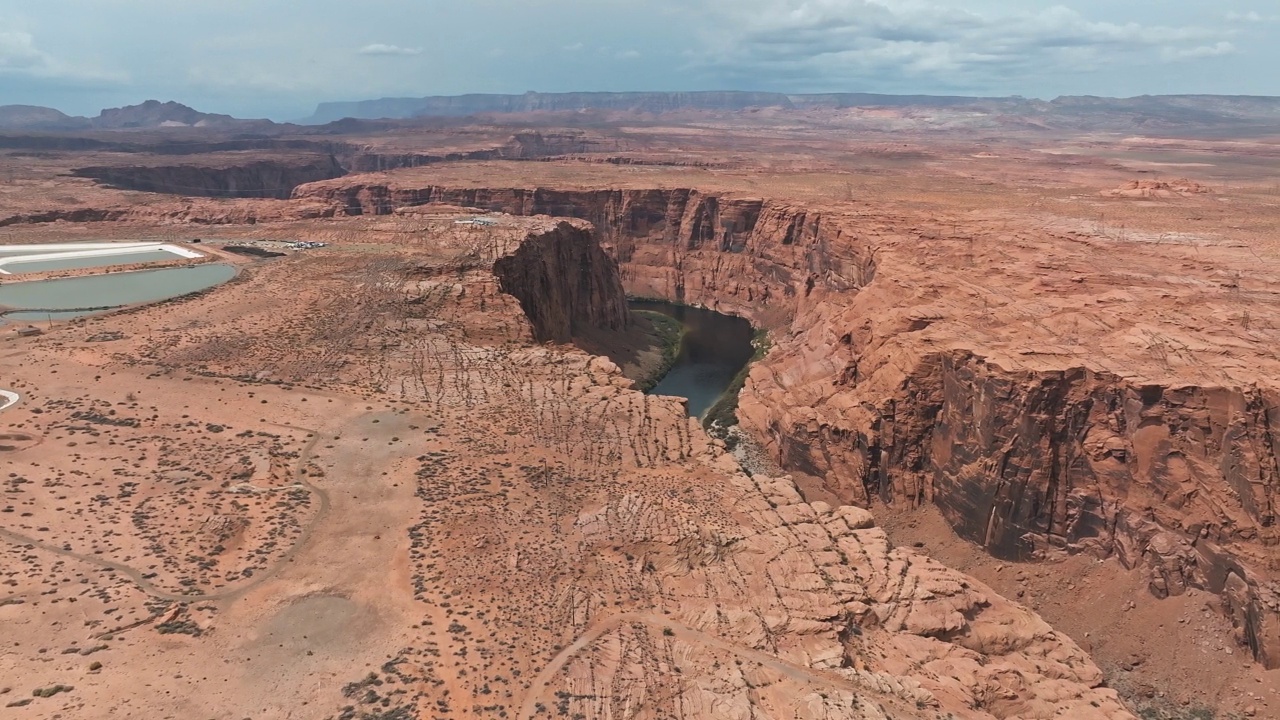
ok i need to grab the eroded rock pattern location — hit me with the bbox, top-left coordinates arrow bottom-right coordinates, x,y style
290,178 -> 1280,667
1,219 -> 1131,719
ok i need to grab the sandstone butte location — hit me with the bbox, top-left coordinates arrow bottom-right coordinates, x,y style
2,114 -> 1279,719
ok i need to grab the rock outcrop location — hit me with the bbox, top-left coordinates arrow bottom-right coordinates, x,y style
493,221 -> 629,342
1103,179 -> 1212,198
91,99 -> 266,129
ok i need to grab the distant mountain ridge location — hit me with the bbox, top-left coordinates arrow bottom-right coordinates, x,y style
304,90 -> 1018,123
0,100 -> 273,132
4,92 -> 1280,134
303,90 -> 1280,129
0,105 -> 91,131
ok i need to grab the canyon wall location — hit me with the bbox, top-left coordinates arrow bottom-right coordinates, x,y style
294,182 -> 877,327
736,245 -> 1280,667
339,132 -> 613,172
293,178 -> 1280,666
492,221 -> 630,343
744,326 -> 1280,665
72,155 -> 346,199
60,132 -> 618,199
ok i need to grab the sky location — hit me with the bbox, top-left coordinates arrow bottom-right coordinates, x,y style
0,0 -> 1276,120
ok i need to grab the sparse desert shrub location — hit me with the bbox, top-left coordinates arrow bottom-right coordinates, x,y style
31,684 -> 73,698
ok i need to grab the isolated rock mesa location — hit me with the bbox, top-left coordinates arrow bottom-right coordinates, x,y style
295,177 -> 1280,668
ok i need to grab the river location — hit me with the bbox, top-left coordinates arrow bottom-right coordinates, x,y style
629,300 -> 755,419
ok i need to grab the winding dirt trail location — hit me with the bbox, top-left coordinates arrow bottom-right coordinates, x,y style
515,611 -> 878,720
0,423 -> 327,605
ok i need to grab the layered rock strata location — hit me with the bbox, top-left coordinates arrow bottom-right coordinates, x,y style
292,177 -> 1280,667
293,183 -> 876,326
492,221 -> 629,342
72,155 -> 347,199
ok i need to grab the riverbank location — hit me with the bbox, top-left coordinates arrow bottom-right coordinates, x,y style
629,300 -> 756,419
703,328 -> 771,430
628,310 -> 683,391
573,308 -> 684,391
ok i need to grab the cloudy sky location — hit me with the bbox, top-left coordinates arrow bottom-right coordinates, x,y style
0,0 -> 1275,120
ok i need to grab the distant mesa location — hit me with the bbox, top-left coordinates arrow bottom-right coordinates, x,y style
0,99 -> 273,132
300,91 -> 1280,128
302,90 -> 1014,124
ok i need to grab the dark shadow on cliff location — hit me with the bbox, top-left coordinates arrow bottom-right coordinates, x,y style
573,310 -> 682,392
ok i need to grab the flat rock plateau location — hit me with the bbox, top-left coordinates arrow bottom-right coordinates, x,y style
3,98 -> 1280,720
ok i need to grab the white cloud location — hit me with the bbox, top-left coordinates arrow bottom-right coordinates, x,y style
616,49 -> 641,59
685,1 -> 1237,91
186,64 -> 324,94
358,43 -> 422,56
0,30 -> 45,70
1163,41 -> 1236,61
1226,11 -> 1278,23
562,42 -> 584,52
0,26 -> 127,84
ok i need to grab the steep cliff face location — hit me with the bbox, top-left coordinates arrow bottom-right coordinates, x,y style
745,337 -> 1280,665
926,360 -> 1280,666
72,156 -> 346,199
496,130 -> 623,158
338,132 -> 612,173
0,208 -> 128,227
733,232 -> 1280,667
293,182 -> 877,325
63,132 -> 619,198
340,149 -> 499,173
492,221 -> 629,343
